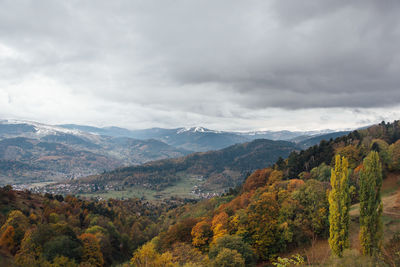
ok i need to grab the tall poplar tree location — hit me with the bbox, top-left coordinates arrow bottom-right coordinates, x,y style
359,151 -> 383,256
328,155 -> 350,257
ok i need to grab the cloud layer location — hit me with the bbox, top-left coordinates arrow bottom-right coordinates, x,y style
1,0 -> 400,130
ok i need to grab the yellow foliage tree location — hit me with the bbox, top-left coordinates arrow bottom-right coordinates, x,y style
130,242 -> 175,267
191,220 -> 212,249
328,155 -> 350,257
211,212 -> 229,243
14,228 -> 40,267
78,233 -> 104,267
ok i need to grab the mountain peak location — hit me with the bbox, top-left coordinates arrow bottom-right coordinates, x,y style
177,126 -> 220,134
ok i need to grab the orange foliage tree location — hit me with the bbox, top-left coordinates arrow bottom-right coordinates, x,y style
242,168 -> 273,192
191,220 -> 213,250
0,225 -> 15,253
211,212 -> 229,243
79,233 -> 104,267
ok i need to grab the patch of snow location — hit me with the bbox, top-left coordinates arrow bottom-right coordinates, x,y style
1,119 -> 99,139
177,126 -> 221,134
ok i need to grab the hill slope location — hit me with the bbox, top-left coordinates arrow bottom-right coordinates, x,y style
0,137 -> 121,185
52,139 -> 297,197
295,131 -> 351,149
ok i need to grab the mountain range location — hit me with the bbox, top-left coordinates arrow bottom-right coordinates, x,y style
0,121 -> 188,185
60,123 -> 339,151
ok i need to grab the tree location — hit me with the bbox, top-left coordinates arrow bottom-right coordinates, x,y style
328,155 -> 350,257
158,218 -> 198,251
130,242 -> 175,267
191,220 -> 212,250
51,256 -> 78,267
246,191 -> 280,260
43,235 -> 82,262
0,225 -> 15,253
170,242 -> 209,266
389,140 -> 400,171
272,254 -> 304,267
212,248 -> 245,267
291,180 -> 329,240
0,210 -> 29,254
371,139 -> 391,167
337,145 -> 360,169
78,233 -> 104,267
359,151 -> 383,256
211,213 -> 229,243
310,163 -> 331,182
208,235 -> 255,266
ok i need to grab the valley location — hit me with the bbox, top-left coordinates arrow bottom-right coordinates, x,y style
1,119 -> 351,199
44,139 -> 297,199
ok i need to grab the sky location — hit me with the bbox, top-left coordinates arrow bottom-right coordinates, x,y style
1,0 -> 400,131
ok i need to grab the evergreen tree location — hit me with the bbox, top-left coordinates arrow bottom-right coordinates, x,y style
328,155 -> 350,257
359,151 -> 383,256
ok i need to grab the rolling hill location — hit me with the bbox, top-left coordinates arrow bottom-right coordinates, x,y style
50,139 -> 297,198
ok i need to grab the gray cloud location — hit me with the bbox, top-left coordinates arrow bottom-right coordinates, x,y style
0,0 -> 400,130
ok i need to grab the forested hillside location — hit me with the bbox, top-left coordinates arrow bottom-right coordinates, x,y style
1,121 -> 400,266
64,139 -> 296,197
139,120 -> 400,266
0,187 -> 189,266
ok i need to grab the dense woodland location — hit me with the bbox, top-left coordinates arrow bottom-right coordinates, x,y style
1,121 -> 400,266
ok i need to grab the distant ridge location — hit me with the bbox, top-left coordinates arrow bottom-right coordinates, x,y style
59,123 -> 344,152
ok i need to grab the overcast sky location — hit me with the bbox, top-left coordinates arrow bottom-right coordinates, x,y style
1,0 -> 400,131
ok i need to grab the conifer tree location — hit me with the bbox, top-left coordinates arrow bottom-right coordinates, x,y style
328,155 -> 350,257
359,151 -> 383,256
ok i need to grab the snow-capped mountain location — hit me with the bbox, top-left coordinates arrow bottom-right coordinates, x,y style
1,119 -> 352,153
176,127 -> 221,134
1,119 -> 91,139
57,122 -> 349,152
